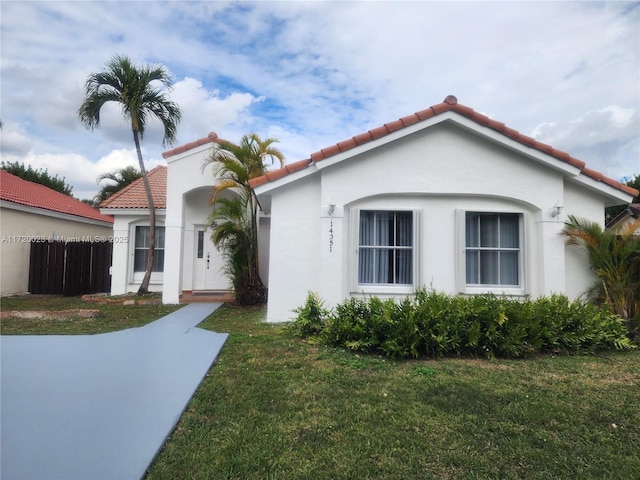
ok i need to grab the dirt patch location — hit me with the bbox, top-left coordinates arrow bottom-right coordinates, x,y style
81,293 -> 162,305
1,309 -> 100,320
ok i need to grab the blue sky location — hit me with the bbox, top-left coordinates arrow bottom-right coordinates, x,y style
1,1 -> 639,200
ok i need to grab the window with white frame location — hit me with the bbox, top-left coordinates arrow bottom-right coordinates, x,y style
358,210 -> 414,285
465,212 -> 521,287
134,226 -> 165,273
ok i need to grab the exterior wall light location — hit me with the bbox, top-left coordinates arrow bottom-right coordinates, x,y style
328,203 -> 336,216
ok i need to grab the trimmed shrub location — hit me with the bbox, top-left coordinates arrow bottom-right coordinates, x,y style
289,290 -> 635,359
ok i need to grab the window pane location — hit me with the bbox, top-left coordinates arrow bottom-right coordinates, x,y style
359,248 -> 374,283
134,250 -> 147,272
396,212 -> 413,246
360,211 -> 375,246
466,213 -> 479,247
479,250 -> 499,284
500,214 -> 519,248
396,250 -> 413,284
152,250 -> 165,272
480,215 -> 498,247
375,248 -> 391,283
376,212 -> 392,247
197,231 -> 204,259
156,227 -> 165,249
135,226 -> 149,248
466,250 -> 479,284
500,251 -> 519,285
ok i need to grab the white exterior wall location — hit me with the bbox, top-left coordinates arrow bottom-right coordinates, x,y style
265,176 -> 321,322
108,212 -> 166,295
259,121 -> 631,322
0,205 -> 112,295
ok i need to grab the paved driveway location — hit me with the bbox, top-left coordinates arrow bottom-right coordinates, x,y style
1,303 -> 228,480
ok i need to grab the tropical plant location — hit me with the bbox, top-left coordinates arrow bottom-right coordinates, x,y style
1,161 -> 74,196
94,166 -> 142,205
78,54 -> 182,294
562,215 -> 640,338
205,134 -> 285,305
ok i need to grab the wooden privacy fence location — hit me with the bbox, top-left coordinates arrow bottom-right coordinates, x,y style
29,241 -> 112,296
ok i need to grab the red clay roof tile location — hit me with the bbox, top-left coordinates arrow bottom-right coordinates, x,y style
0,170 -> 113,223
99,166 -> 167,209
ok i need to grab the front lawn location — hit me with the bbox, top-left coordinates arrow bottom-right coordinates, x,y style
0,294 -> 181,335
147,304 -> 640,480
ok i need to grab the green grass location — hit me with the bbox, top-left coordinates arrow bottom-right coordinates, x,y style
147,304 -> 640,480
2,297 -> 638,478
0,294 -> 181,334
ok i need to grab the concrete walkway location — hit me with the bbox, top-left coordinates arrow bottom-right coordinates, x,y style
1,303 -> 228,480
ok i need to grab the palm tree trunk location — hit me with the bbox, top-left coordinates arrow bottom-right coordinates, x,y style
133,130 -> 155,295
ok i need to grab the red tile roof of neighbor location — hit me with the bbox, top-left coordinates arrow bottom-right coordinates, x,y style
0,170 -> 113,223
248,95 -> 639,198
99,166 -> 167,209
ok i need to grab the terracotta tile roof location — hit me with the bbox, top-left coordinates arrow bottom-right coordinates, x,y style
249,95 -> 639,198
99,166 -> 167,209
161,132 -> 220,159
0,170 -> 113,223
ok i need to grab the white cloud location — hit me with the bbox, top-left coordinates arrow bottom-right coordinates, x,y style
171,78 -> 264,141
532,105 -> 640,180
0,0 -> 638,186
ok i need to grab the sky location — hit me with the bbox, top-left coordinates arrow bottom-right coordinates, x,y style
1,1 -> 639,201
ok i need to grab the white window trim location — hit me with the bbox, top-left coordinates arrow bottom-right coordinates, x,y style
129,223 -> 165,285
456,209 -> 528,296
349,208 -> 420,295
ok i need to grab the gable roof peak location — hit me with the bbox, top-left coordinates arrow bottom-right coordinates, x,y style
250,95 -> 638,198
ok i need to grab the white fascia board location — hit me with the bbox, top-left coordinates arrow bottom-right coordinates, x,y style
568,175 -> 635,205
99,208 -> 167,217
165,142 -> 215,164
252,162 -> 317,196
1,200 -> 113,227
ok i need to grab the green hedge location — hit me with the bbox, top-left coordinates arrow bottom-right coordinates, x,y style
288,290 -> 635,359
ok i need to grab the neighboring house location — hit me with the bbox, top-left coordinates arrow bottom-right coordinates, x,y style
0,170 -> 114,296
607,203 -> 640,234
250,95 -> 638,323
100,135 -> 252,302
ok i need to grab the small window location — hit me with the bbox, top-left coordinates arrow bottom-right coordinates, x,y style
358,210 -> 413,285
465,212 -> 520,286
197,230 -> 204,259
134,226 -> 165,273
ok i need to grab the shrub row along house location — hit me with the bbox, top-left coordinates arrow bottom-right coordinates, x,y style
100,96 -> 637,322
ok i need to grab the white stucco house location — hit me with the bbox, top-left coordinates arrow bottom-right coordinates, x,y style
100,95 -> 637,319
1,170 -> 114,296
250,95 -> 638,322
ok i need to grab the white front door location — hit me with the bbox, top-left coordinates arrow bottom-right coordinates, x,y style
193,227 -> 229,290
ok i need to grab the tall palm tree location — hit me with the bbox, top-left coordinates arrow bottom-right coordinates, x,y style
78,54 -> 182,294
562,215 -> 640,337
205,134 -> 285,304
94,165 -> 142,205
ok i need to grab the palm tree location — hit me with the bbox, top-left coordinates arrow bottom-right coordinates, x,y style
78,54 -> 182,294
205,134 -> 285,305
562,215 -> 640,337
94,165 -> 142,205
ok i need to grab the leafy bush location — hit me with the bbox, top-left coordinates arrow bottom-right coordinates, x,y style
289,290 -> 635,359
